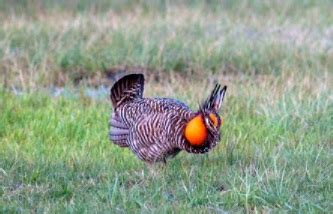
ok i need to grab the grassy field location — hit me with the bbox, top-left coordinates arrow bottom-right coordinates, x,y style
1,0 -> 332,88
1,0 -> 333,213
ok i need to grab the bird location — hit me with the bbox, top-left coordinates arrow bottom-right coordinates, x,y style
108,73 -> 227,163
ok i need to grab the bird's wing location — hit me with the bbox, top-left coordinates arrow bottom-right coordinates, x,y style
127,112 -> 172,162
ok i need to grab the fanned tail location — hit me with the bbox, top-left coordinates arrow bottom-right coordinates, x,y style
109,73 -> 144,147
110,73 -> 144,109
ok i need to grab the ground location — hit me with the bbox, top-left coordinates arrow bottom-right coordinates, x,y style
0,1 -> 332,212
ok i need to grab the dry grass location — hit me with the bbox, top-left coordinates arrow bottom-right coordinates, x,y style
0,1 -> 332,88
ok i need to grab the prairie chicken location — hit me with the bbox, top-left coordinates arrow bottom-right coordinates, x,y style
109,73 -> 227,163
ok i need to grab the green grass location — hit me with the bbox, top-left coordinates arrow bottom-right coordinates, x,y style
1,74 -> 332,212
0,0 -> 332,212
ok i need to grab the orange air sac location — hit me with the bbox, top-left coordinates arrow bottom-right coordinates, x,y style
184,115 -> 207,146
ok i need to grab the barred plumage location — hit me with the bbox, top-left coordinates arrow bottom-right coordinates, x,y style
109,73 -> 227,163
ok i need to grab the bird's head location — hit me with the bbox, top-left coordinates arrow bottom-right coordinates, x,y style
184,84 -> 227,153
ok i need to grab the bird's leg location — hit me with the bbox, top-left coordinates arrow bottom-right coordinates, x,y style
144,161 -> 166,177
144,162 -> 157,177
161,158 -> 167,170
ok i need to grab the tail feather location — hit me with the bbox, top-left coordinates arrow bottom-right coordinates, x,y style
110,73 -> 144,109
109,113 -> 129,147
202,84 -> 227,111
